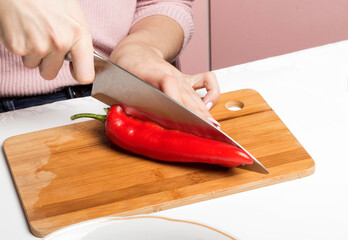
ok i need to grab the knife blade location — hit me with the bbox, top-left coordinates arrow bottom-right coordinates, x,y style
78,51 -> 269,174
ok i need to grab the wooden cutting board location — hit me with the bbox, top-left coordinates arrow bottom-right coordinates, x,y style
3,89 -> 315,237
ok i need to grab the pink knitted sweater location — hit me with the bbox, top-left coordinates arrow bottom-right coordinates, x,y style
0,0 -> 194,97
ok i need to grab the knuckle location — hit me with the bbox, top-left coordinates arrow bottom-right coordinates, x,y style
33,44 -> 50,57
48,28 -> 72,53
204,72 -> 217,82
206,71 -> 216,78
73,25 -> 83,37
72,21 -> 90,37
7,40 -> 28,56
52,38 -> 70,52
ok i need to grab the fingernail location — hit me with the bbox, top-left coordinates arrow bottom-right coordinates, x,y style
206,102 -> 213,110
208,117 -> 221,128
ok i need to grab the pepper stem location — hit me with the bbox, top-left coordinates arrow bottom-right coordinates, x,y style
70,113 -> 107,123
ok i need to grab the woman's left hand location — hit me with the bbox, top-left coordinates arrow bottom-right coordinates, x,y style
109,43 -> 220,126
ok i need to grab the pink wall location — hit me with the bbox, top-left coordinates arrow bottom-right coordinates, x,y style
210,0 -> 348,70
179,0 -> 209,74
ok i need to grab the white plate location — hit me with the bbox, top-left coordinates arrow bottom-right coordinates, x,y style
43,216 -> 238,240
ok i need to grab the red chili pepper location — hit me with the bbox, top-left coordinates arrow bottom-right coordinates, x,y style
71,105 -> 253,167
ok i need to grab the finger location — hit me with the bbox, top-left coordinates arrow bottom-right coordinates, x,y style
140,69 -> 220,127
191,72 -> 220,105
179,75 -> 221,127
179,81 -> 212,116
0,21 -> 28,56
159,75 -> 184,104
39,51 -> 65,80
22,53 -> 43,69
181,89 -> 221,128
69,35 -> 95,84
138,67 -> 185,104
201,72 -> 220,105
182,89 -> 211,117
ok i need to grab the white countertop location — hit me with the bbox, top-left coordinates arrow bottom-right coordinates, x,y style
1,40 -> 347,240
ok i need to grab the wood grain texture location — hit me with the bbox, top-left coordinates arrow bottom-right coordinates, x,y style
3,89 -> 315,237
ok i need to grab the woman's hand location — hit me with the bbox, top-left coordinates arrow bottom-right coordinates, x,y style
110,14 -> 220,125
0,0 -> 94,83
110,43 -> 220,126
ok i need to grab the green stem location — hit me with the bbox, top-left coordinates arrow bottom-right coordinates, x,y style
70,113 -> 107,123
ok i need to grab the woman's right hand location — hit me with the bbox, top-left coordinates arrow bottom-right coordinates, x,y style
0,0 -> 94,83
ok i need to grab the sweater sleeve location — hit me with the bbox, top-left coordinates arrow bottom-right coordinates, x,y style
132,0 -> 194,51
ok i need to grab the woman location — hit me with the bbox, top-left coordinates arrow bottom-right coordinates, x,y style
0,0 -> 220,125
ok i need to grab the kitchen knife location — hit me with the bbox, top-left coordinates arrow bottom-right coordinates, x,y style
71,51 -> 269,174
